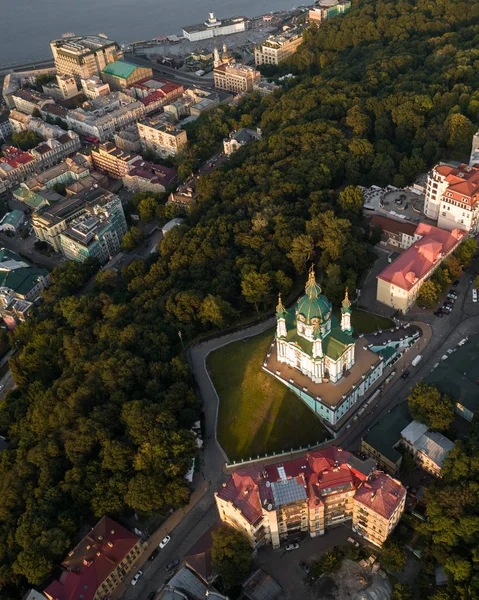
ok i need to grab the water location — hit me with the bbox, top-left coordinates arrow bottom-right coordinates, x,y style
0,0 -> 298,67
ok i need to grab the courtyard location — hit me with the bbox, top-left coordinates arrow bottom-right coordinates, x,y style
207,310 -> 394,462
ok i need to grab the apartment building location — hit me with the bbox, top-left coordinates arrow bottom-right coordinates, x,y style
254,31 -> 303,66
216,447 -> 405,549
11,89 -> 55,115
0,112 -> 12,142
81,75 -> 111,99
66,96 -> 145,142
424,163 -> 479,233
114,124 -> 141,152
369,215 -> 418,250
376,223 -> 466,313
123,159 -> 177,194
400,421 -> 455,478
352,472 -> 406,547
309,0 -> 351,24
50,35 -> 123,82
59,193 -> 127,263
168,178 -> 198,211
137,116 -> 187,157
214,63 -> 261,94
101,60 -> 152,90
9,110 -> 66,138
23,154 -> 90,194
90,142 -> 139,178
44,516 -> 141,600
29,132 -> 81,170
32,188 -> 103,251
0,147 -> 36,193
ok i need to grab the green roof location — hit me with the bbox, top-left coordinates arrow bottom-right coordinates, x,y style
1,210 -> 24,228
13,187 -> 48,210
283,314 -> 353,361
363,402 -> 411,465
426,334 -> 479,414
102,60 -> 139,79
0,266 -> 48,296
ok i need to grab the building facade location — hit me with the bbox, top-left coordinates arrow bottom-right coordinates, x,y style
424,163 -> 479,233
223,128 -> 262,155
376,223 -> 466,313
90,142 -> 139,178
216,448 -> 405,550
183,12 -> 247,42
214,62 -> 261,94
309,0 -> 351,24
81,75 -> 111,99
400,421 -> 455,478
59,193 -> 127,263
263,268 -> 385,430
0,112 -> 12,141
369,215 -> 418,250
254,31 -> 303,66
137,117 -> 187,157
44,516 -> 141,600
50,35 -> 123,82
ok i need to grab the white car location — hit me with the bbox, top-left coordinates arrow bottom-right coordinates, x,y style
159,535 -> 171,549
131,570 -> 143,586
285,543 -> 299,551
473,289 -> 477,303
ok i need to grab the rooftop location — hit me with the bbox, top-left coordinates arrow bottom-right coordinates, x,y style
354,471 -> 406,519
51,35 -> 119,55
377,223 -> 466,291
242,569 -> 283,600
0,210 -> 24,227
44,516 -> 138,600
434,163 -> 479,205
102,60 -> 141,80
362,402 -> 411,465
183,14 -> 246,33
369,214 -> 418,237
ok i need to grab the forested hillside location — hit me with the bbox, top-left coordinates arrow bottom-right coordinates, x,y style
1,0 -> 479,596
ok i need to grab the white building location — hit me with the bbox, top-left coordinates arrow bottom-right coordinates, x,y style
223,128 -> 262,155
424,163 -> 479,233
9,110 -> 66,139
263,267 -> 385,431
183,12 -> 247,42
254,31 -> 303,66
81,76 -> 111,99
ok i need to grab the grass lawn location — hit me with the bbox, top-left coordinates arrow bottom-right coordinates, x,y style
208,328 -> 330,461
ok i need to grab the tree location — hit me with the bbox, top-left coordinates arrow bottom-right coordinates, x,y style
138,197 -> 159,223
211,526 -> 253,589
311,548 -> 343,578
380,540 -> 406,572
199,295 -> 236,328
241,271 -> 272,312
443,256 -> 461,279
121,227 -> 144,250
431,265 -> 451,292
338,186 -> 364,217
370,225 -> 383,246
391,583 -> 414,600
416,280 -> 439,309
11,130 -> 42,151
445,114 -> 476,153
288,234 -> 314,273
408,383 -> 455,431
454,238 -> 476,267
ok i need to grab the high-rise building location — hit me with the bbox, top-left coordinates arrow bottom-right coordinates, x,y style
216,447 -> 406,549
50,35 -> 123,82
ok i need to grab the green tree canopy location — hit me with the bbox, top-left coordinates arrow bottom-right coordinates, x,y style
408,383 -> 455,431
211,526 -> 253,589
416,280 -> 439,309
11,131 -> 42,151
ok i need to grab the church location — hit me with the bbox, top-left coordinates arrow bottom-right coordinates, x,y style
263,267 -> 387,433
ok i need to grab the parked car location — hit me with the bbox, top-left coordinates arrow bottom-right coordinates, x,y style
469,277 -> 474,284
400,370 -> 410,380
441,305 -> 452,312
299,561 -> 311,574
446,294 -> 456,301
159,535 -> 171,549
473,289 -> 478,303
148,548 -> 160,562
433,310 -> 443,318
131,571 -> 143,586
166,559 -> 180,572
347,537 -> 360,548
453,280 -> 460,287
285,543 -> 300,551
448,289 -> 459,297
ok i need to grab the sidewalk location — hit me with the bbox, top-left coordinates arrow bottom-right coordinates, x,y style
111,480 -> 209,599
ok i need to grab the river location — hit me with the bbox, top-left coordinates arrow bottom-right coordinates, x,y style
0,0 -> 299,67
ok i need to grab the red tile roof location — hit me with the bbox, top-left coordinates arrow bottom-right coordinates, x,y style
354,471 -> 405,519
377,223 -> 466,291
217,448 -> 404,523
44,517 -> 138,600
370,215 -> 417,237
0,147 -> 34,168
435,164 -> 479,206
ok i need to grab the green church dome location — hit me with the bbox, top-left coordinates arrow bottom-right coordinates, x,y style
296,266 -> 332,325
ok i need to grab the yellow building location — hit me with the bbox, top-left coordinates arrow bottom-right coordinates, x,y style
254,32 -> 303,66
138,116 -> 188,157
214,62 -> 261,94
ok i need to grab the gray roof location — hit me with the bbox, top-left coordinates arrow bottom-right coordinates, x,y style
271,477 -> 307,507
400,421 -> 429,445
415,431 -> 455,470
243,569 -> 283,600
163,566 -> 207,599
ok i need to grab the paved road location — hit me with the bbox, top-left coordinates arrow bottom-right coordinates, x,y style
0,230 -> 63,270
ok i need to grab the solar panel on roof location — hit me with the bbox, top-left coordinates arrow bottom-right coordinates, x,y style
271,478 -> 307,506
